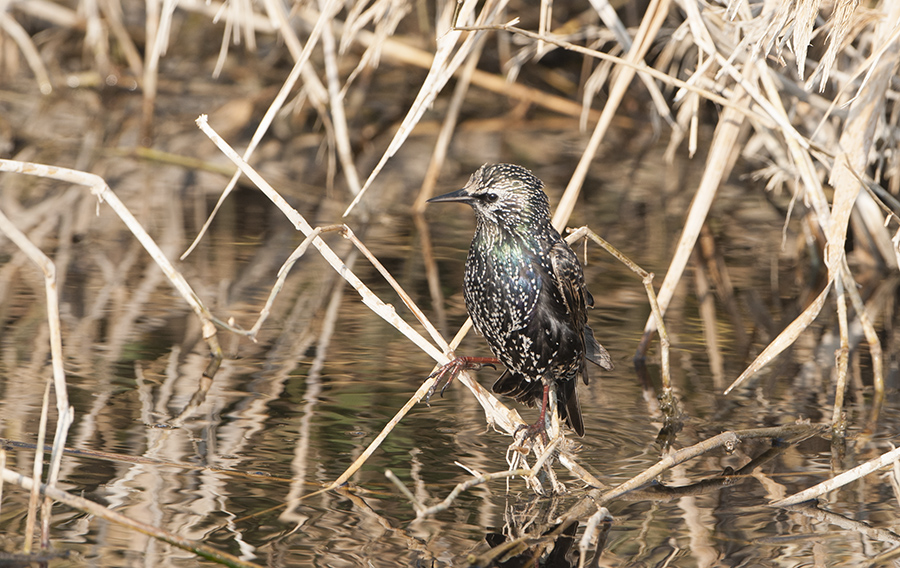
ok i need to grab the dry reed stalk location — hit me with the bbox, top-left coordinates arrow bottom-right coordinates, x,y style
0,12 -> 51,94
843,265 -> 886,431
23,380 -> 50,552
570,424 -> 824,518
726,282 -> 833,394
694,257 -> 725,390
485,24 -> 759,118
0,448 -> 4,516
141,0 -> 163,141
9,0 -> 79,27
637,90 -> 747,359
568,226 -> 672,392
320,3 -> 362,196
583,0 -> 676,129
831,274 -> 851,436
578,507 -> 613,567
98,0 -> 144,78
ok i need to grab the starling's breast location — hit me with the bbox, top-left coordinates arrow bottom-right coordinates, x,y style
463,228 -> 579,379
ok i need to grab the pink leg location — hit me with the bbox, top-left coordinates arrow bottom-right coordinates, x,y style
518,383 -> 551,444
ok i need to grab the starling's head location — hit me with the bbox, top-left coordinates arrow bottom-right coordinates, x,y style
427,164 -> 551,228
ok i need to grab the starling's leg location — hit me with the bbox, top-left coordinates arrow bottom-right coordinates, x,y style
424,356 -> 499,404
517,383 -> 551,444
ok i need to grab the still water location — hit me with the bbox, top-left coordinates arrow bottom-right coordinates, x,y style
1,88 -> 899,568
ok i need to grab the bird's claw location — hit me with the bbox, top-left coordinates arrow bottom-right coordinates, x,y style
424,356 -> 501,405
515,421 -> 550,445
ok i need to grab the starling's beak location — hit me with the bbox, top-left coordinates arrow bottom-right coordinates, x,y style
427,188 -> 474,204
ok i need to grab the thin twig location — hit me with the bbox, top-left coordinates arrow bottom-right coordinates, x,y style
567,227 -> 672,392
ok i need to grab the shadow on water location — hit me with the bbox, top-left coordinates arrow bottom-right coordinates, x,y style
2,3 -> 900,567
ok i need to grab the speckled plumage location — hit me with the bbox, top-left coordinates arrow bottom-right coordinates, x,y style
429,163 -> 613,436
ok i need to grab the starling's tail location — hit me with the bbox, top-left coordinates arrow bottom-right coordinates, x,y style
492,371 -> 585,436
584,325 -> 614,372
557,376 -> 585,437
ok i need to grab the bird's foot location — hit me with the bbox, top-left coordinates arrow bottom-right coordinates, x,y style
424,356 -> 499,404
515,420 -> 550,446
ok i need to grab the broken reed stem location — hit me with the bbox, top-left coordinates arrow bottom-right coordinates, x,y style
603,424 -> 825,499
538,423 -> 827,537
24,380 -> 51,553
831,273 -> 850,438
725,281 -> 833,394
0,198 -> 73,551
1,467 -> 263,568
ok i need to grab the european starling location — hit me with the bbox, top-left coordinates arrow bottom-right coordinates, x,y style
427,163 -> 612,437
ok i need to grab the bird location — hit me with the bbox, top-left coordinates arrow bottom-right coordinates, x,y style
426,163 -> 612,438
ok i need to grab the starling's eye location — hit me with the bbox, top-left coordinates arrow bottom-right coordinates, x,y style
484,192 -> 499,203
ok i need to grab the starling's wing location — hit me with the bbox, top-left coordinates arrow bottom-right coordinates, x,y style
585,288 -> 595,309
548,240 -> 589,326
584,324 -> 614,371
549,241 -> 614,376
